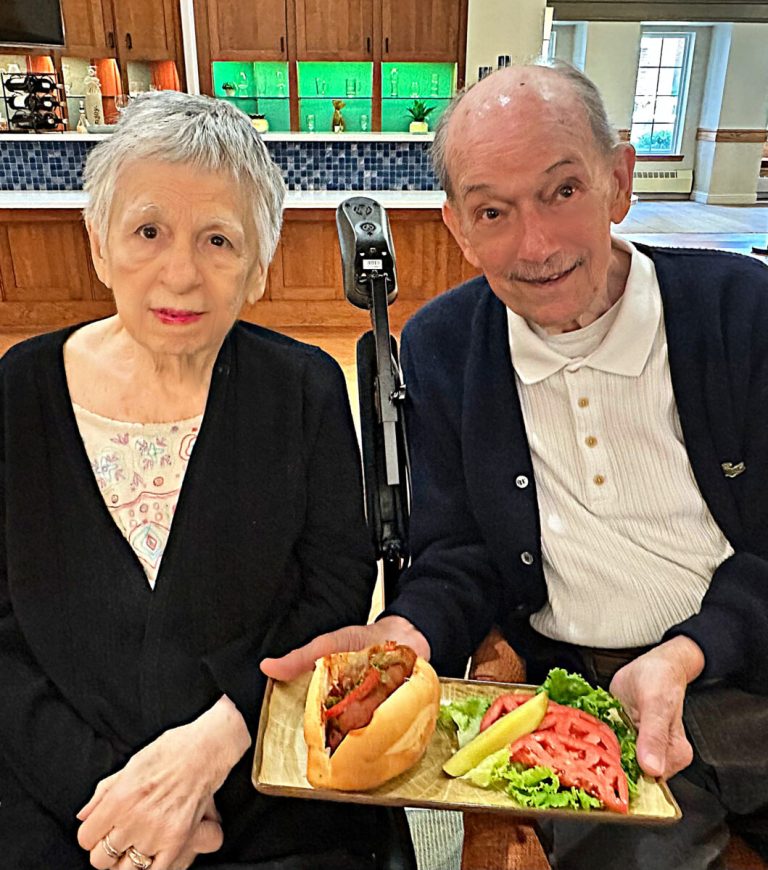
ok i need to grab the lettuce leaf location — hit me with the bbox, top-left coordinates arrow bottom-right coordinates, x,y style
438,696 -> 491,747
539,668 -> 640,797
463,748 -> 601,811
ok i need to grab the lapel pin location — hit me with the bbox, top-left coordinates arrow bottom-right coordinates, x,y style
721,461 -> 746,479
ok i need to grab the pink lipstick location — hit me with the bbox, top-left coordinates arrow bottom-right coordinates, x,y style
153,308 -> 203,325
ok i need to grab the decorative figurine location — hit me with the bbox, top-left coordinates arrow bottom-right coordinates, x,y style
331,99 -> 346,133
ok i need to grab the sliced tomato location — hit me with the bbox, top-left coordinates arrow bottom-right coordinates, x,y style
479,692 -> 535,732
323,666 -> 381,720
509,724 -> 629,814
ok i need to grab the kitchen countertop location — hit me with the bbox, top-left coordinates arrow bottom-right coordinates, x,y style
0,189 -> 446,209
0,131 -> 435,143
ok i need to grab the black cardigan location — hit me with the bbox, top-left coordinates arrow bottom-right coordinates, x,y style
387,246 -> 768,693
0,322 -> 376,839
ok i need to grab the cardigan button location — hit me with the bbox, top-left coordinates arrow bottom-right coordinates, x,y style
515,475 -> 529,489
520,551 -> 534,566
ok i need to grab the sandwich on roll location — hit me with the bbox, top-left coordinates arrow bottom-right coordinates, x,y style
304,641 -> 440,790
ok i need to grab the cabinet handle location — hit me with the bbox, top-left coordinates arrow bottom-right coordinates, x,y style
125,32 -> 132,49
280,35 -> 285,53
107,31 -> 114,49
366,36 -> 371,54
384,36 -> 389,53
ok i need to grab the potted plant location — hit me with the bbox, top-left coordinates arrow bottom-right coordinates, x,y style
407,99 -> 435,134
222,82 -> 236,97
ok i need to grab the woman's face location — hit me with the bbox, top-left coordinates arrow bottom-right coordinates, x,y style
89,159 -> 267,362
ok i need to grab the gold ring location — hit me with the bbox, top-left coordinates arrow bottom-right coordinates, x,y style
101,832 -> 124,860
126,846 -> 154,869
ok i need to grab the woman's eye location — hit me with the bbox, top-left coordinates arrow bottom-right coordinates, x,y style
209,234 -> 229,247
481,208 -> 500,221
138,225 -> 158,239
558,184 -> 575,199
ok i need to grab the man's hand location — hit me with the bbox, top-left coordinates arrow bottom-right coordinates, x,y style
77,696 -> 250,869
609,636 -> 704,781
260,615 -> 430,682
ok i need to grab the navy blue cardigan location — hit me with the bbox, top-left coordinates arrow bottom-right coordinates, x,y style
387,246 -> 768,693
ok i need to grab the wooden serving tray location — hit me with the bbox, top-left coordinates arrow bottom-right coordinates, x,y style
252,673 -> 681,824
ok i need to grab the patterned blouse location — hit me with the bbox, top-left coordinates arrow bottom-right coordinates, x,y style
73,402 -> 203,588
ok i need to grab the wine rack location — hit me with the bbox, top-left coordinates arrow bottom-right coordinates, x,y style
1,73 -> 65,133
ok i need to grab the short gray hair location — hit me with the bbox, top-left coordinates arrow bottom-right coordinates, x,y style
431,59 -> 619,200
83,91 -> 286,269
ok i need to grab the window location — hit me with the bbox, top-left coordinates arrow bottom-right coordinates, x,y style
631,32 -> 694,155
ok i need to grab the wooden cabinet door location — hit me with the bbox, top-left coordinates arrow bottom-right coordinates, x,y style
381,0 -> 461,62
112,0 -> 177,60
60,0 -> 115,56
295,0 -> 373,60
206,0 -> 289,60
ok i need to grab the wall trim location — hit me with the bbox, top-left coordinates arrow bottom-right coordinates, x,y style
636,154 -> 685,162
692,190 -> 758,205
696,128 -> 768,143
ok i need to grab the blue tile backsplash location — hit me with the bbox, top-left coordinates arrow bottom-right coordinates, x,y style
0,138 -> 439,192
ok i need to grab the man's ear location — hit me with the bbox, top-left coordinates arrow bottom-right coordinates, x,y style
609,143 -> 636,225
86,220 -> 112,288
442,200 -> 482,270
245,262 -> 268,305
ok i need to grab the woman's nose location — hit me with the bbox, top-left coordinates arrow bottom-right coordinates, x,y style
160,238 -> 201,291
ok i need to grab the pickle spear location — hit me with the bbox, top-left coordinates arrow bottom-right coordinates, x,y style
442,691 -> 548,777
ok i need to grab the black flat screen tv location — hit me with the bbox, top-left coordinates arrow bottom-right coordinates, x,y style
0,0 -> 65,48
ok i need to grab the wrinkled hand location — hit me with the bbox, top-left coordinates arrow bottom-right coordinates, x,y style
260,615 -> 431,682
77,696 -> 251,870
609,636 -> 704,781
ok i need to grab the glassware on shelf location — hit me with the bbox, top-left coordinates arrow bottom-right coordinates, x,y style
430,73 -> 439,96
315,77 -> 326,96
410,80 -> 419,97
114,93 -> 131,116
306,113 -> 315,132
276,69 -> 285,97
389,67 -> 398,97
238,71 -> 248,97
346,78 -> 358,97
76,99 -> 88,133
360,113 -> 369,132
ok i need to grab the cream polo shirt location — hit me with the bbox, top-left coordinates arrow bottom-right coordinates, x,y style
507,237 -> 734,648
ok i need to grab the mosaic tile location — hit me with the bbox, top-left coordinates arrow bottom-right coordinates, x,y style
0,137 -> 442,192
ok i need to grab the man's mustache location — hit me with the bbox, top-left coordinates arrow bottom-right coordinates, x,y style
506,256 -> 584,284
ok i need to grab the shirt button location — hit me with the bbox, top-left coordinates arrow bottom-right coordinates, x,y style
520,551 -> 534,566
585,436 -> 598,448
515,475 -> 529,488
593,474 -> 606,486
577,397 -> 589,408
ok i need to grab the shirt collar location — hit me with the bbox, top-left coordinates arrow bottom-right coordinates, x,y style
507,237 -> 661,385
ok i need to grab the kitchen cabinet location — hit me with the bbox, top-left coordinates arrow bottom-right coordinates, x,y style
111,0 -> 178,61
0,209 -> 478,332
294,0 -> 374,60
381,0 -> 464,62
60,0 -> 181,66
204,0 -> 290,61
60,0 -> 116,57
0,211 -> 110,331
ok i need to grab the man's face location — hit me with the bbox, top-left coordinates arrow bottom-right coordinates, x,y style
443,83 -> 634,331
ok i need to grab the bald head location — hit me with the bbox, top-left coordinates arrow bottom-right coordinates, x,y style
431,62 -> 619,200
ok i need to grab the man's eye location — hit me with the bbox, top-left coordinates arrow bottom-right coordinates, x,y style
138,225 -> 158,239
558,184 -> 575,199
210,234 -> 229,247
481,208 -> 500,221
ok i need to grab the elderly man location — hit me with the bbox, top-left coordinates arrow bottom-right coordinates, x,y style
263,61 -> 768,868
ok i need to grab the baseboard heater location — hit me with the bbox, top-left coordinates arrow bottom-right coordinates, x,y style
633,169 -> 693,194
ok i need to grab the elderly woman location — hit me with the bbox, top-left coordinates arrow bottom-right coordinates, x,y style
0,93 -> 411,870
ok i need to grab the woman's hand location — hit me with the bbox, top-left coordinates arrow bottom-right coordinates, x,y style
77,696 -> 251,869
609,636 -> 705,781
